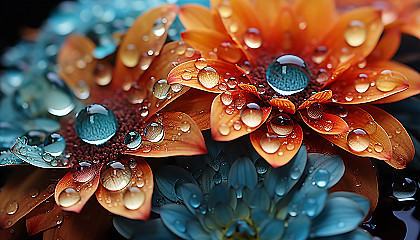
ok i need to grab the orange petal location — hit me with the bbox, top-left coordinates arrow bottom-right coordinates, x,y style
367,27 -> 401,61
126,112 -> 207,157
238,84 -> 260,98
181,29 -> 244,63
210,90 -> 271,141
54,162 -> 103,213
180,4 -> 226,32
0,168 -> 66,229
161,89 -> 217,130
371,61 -> 420,103
400,9 -> 420,39
43,198 -> 112,240
317,7 -> 383,85
167,59 -> 251,93
300,108 -> 349,135
255,0 -> 287,28
95,156 -> 153,220
360,105 -> 414,169
250,123 -> 303,168
327,61 -> 409,104
321,104 -> 392,160
26,197 -> 64,236
298,90 -> 332,109
112,4 -> 179,90
330,150 -> 378,218
269,98 -> 296,114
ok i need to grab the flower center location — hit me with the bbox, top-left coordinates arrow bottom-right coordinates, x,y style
265,55 -> 310,96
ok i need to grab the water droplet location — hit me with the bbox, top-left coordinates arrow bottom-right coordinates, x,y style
260,134 -> 280,154
275,181 -> 287,196
180,122 -> 190,133
197,67 -> 219,89
5,201 -> 18,215
270,113 -> 294,136
194,58 -> 207,69
152,18 -> 166,37
181,70 -> 193,81
218,124 -> 230,136
290,167 -> 300,180
234,94 -> 246,109
392,178 -> 417,199
28,188 -> 39,198
127,88 -> 147,104
121,44 -> 140,67
75,104 -> 117,145
174,220 -> 186,233
376,70 -> 400,92
152,79 -> 171,100
43,133 -> 66,157
374,143 -> 383,153
365,120 -> 377,134
45,89 -> 75,117
94,63 -> 112,86
347,128 -> 370,152
240,103 -> 263,128
23,130 -> 48,146
139,55 -> 153,70
72,161 -> 94,183
255,158 -> 269,174
266,55 -> 310,95
176,44 -> 187,55
58,188 -> 81,207
218,1 -> 233,18
355,74 -> 369,93
100,161 -> 132,191
233,121 -> 242,131
337,106 -> 348,118
312,46 -> 328,64
307,102 -> 323,119
171,84 -> 183,93
123,187 -> 145,210
324,120 -> 334,132
47,184 -> 55,194
56,214 -> 64,225
189,194 -> 201,208
344,20 -> 367,47
314,169 -> 330,188
144,122 -> 164,142
185,48 -> 195,57
286,143 -> 295,151
124,131 -> 142,150
244,28 -> 262,49
221,92 -> 233,105
140,109 -> 149,117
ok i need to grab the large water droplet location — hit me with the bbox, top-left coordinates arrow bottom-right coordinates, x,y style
121,44 -> 140,67
269,113 -> 294,136
74,104 -> 117,145
100,161 -> 132,191
255,158 -> 269,175
72,161 -> 94,183
260,134 -> 280,154
240,103 -> 263,128
153,79 -> 170,99
221,92 -> 233,106
344,20 -> 367,47
174,220 -> 187,233
179,122 -> 190,133
307,102 -> 323,119
5,201 -> 18,215
194,58 -> 207,69
392,178 -> 417,199
123,187 -> 145,210
218,124 -> 230,136
197,67 -> 219,89
45,89 -> 75,116
189,194 -> 201,208
144,122 -> 164,142
355,74 -> 369,93
347,128 -> 370,152
244,28 -> 262,49
58,188 -> 81,207
313,169 -> 330,188
376,70 -> 400,92
152,18 -> 166,37
43,133 -> 66,157
266,55 -> 310,95
124,131 -> 142,150
218,1 -> 233,18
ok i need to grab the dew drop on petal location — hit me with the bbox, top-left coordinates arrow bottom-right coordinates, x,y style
323,120 -> 334,132
307,102 -> 323,119
28,188 -> 39,198
128,88 -> 147,104
72,161 -> 94,183
374,143 -> 383,153
176,44 -> 187,55
218,1 -> 233,18
58,188 -> 81,207
194,58 -> 207,70
219,124 -> 230,136
313,169 -> 330,188
74,104 -> 117,145
244,28 -> 262,49
123,187 -> 145,210
171,84 -> 183,93
376,70 -> 401,92
312,46 -> 328,64
144,122 -> 164,142
344,20 -> 367,47
255,158 -> 269,174
392,178 -> 417,199
120,44 -> 140,67
45,89 -> 75,116
152,18 -> 166,37
124,131 -> 142,150
5,201 -> 18,215
347,128 -> 370,152
94,63 -> 112,86
43,133 -> 66,156
355,74 -> 369,93
260,134 -> 280,154
181,70 -> 193,81
152,79 -> 171,100
221,92 -> 233,106
269,113 -> 294,136
174,220 -> 187,233
233,121 -> 242,131
197,67 -> 219,89
180,122 -> 191,133
290,167 -> 300,180
240,103 -> 263,128
100,161 -> 132,191
139,55 -> 153,70
189,194 -> 201,208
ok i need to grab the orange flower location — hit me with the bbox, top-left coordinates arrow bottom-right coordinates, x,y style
167,0 -> 419,169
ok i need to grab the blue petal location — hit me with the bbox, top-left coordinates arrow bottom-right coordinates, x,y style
179,183 -> 204,214
264,146 -> 307,198
328,192 -> 370,217
0,150 -> 25,166
259,218 -> 285,240
311,197 -> 365,237
312,228 -> 372,240
250,209 -> 268,227
243,185 -> 271,211
283,215 -> 311,240
160,204 -> 198,240
288,189 -> 327,218
207,183 -> 230,208
185,220 -> 211,240
213,203 -> 234,227
155,165 -> 198,202
228,156 -> 258,194
234,200 -> 251,219
151,186 -> 172,214
200,167 -> 217,194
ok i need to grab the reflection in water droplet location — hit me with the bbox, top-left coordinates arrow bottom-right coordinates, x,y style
181,70 -> 193,81
240,103 -> 263,128
123,187 -> 145,210
374,143 -> 383,153
45,89 -> 75,116
121,44 -> 140,67
355,74 -> 369,93
152,18 -> 166,37
221,92 -> 233,106
58,188 -> 81,207
324,120 -> 334,132
270,113 -> 294,136
255,158 -> 269,174
94,63 -> 112,86
218,1 -> 233,18
219,124 -> 230,136
290,167 -> 300,180
5,201 -> 18,215
197,67 -> 219,89
189,194 -> 201,208
180,122 -> 191,133
194,58 -> 207,70
314,169 -> 330,188
376,70 -> 401,92
43,133 -> 66,156
153,79 -> 171,100
392,178 -> 417,199
307,103 -> 323,119
72,161 -> 94,183
100,161 -> 132,191
347,128 -> 370,152
266,55 -> 310,95
260,134 -> 280,154
244,28 -> 262,49
233,121 -> 242,131
75,104 -> 117,145
171,84 -> 183,93
176,44 -> 187,55
344,20 -> 367,47
28,188 -> 40,198
144,122 -> 164,142
124,131 -> 142,150
174,220 -> 187,233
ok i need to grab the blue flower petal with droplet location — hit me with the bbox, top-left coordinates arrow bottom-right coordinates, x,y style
160,204 -> 196,240
259,218 -> 285,240
155,165 -> 198,202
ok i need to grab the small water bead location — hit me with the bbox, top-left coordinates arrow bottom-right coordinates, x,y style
312,46 -> 328,64
43,133 -> 66,157
255,158 -> 269,175
124,131 -> 142,150
140,109 -> 149,118
100,161 -> 132,191
365,120 -> 377,134
221,92 -> 233,105
374,143 -> 383,153
127,88 -> 147,104
121,44 -> 140,67
286,143 -> 295,151
233,121 -> 242,131
244,28 -> 262,49
218,124 -> 230,136
355,74 -> 370,93
213,173 -> 222,184
347,129 -> 370,152
344,20 -> 367,47
176,44 -> 187,55
94,63 -> 112,86
392,178 -> 417,199
197,67 -> 220,89
240,103 -> 263,128
179,122 -> 191,133
5,201 -> 18,215
139,55 -> 153,70
225,105 -> 235,115
58,188 -> 81,207
194,58 -> 207,70
227,77 -> 237,89
324,120 -> 334,132
45,89 -> 75,117
307,103 -> 323,119
269,113 -> 294,136
337,106 -> 348,118
152,79 -> 171,100
313,169 -> 330,188
260,134 -> 280,154
152,18 -> 166,37
171,84 -> 183,93
185,48 -> 196,57
218,1 -> 233,18
189,194 -> 201,208
123,187 -> 145,210
181,70 -> 193,80
376,70 -> 401,92
174,220 -> 187,233
234,95 -> 246,109
72,161 -> 94,183
144,122 -> 164,142
28,188 -> 39,198
74,104 -> 117,145
266,55 -> 311,95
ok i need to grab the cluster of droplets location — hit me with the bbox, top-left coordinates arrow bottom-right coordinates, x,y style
123,121 -> 165,153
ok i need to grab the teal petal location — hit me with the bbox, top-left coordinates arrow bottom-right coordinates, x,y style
225,219 -> 255,238
259,218 -> 284,240
213,203 -> 234,227
251,209 -> 268,227
328,192 -> 370,217
311,197 -> 365,237
235,200 -> 251,219
0,149 -> 25,166
243,185 -> 271,211
208,183 -> 230,208
179,183 -> 204,214
185,221 -> 211,240
312,228 -> 372,240
283,215 -> 311,240
228,156 -> 258,195
200,167 -> 217,194
155,165 -> 198,202
160,204 -> 197,240
288,189 -> 327,218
